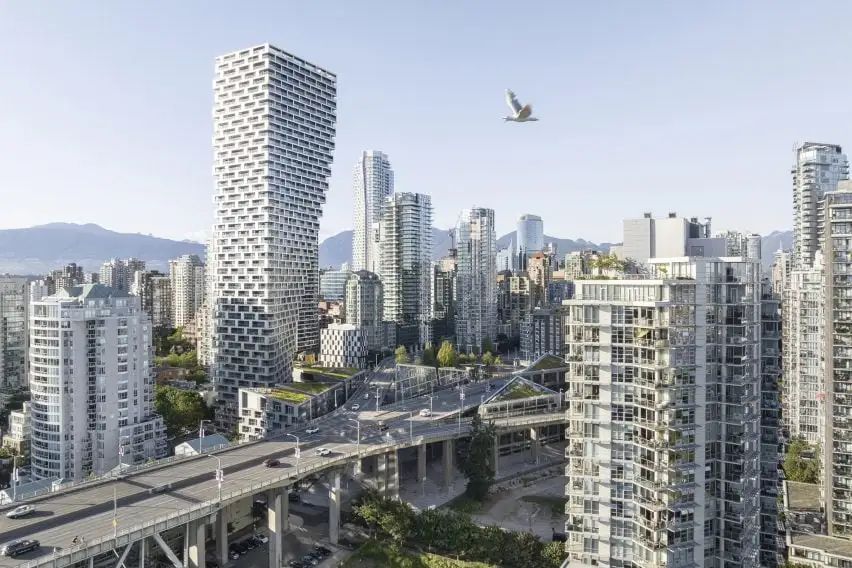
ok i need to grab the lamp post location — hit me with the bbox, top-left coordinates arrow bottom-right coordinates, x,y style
375,387 -> 381,412
429,395 -> 433,414
287,433 -> 300,472
409,411 -> 414,443
199,419 -> 212,442
11,454 -> 18,502
208,454 -> 223,502
348,418 -> 360,450
458,388 -> 465,434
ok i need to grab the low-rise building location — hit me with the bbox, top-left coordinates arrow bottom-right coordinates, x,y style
174,433 -> 230,457
320,323 -> 367,369
2,401 -> 31,456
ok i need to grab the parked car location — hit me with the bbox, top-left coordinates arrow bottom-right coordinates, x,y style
305,427 -> 319,434
351,403 -> 360,411
378,421 -> 388,431
419,409 -> 432,417
5,505 -> 35,519
314,544 -> 331,556
2,539 -> 40,557
301,554 -> 319,566
288,561 -> 305,568
255,533 -> 269,544
264,458 -> 280,468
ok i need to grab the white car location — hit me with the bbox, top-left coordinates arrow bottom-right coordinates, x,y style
305,427 -> 319,434
363,392 -> 371,400
351,404 -> 360,411
5,505 -> 35,519
254,533 -> 269,544
419,409 -> 432,417
315,448 -> 331,457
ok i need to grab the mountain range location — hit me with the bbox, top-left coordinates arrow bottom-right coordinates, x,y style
0,223 -> 792,276
0,223 -> 205,275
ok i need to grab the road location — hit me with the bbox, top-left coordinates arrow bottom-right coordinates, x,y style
0,369 -> 531,567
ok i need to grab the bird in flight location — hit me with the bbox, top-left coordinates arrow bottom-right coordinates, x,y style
504,89 -> 538,122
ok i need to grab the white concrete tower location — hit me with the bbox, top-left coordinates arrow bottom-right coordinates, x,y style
29,285 -> 166,481
352,151 -> 394,273
169,254 -> 205,328
212,44 -> 336,429
455,208 -> 497,353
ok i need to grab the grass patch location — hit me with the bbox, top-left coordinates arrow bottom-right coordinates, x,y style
343,541 -> 494,568
527,355 -> 567,371
287,381 -> 335,394
448,496 -> 484,514
498,384 -> 542,401
520,495 -> 565,517
269,389 -> 310,404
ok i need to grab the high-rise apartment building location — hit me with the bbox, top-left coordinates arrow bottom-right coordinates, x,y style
212,44 -> 336,429
615,212 -> 716,264
46,263 -> 85,295
134,270 -> 172,328
455,208 -> 497,353
792,142 -> 848,269
345,270 -> 385,351
564,256 -> 762,567
527,251 -> 553,307
169,254 -> 205,328
496,271 -> 532,344
0,277 -> 28,391
320,264 -> 352,301
29,285 -> 166,481
352,151 -> 394,273
431,257 -> 457,343
760,279 -> 783,566
100,258 -> 145,294
377,192 -> 433,348
516,214 -> 544,268
522,306 -> 565,361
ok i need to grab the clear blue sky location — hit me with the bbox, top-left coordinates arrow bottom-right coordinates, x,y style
2,1 -> 851,244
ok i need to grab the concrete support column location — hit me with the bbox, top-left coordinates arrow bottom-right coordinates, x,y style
186,519 -> 206,568
138,537 -> 147,568
267,488 -> 283,568
493,437 -> 500,478
329,470 -> 341,545
442,439 -> 454,491
387,450 -> 399,499
417,443 -> 427,482
530,427 -> 540,464
214,507 -> 228,566
282,486 -> 290,532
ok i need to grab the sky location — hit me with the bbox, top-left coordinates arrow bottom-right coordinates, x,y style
2,2 -> 852,244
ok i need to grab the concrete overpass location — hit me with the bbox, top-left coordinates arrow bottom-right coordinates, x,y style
0,373 -> 565,568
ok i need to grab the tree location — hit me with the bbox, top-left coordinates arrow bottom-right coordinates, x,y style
482,338 -> 496,355
541,541 -> 568,568
460,413 -> 496,500
481,351 -> 495,366
437,340 -> 458,368
422,342 -> 437,367
154,386 -> 208,436
784,438 -> 820,483
394,345 -> 409,364
494,355 -> 504,366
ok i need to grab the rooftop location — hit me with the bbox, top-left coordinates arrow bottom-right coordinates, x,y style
287,382 -> 335,395
298,365 -> 360,379
786,480 -> 822,512
50,283 -> 130,301
177,434 -> 230,453
484,376 -> 557,404
525,354 -> 568,372
790,532 -> 852,558
269,389 -> 311,404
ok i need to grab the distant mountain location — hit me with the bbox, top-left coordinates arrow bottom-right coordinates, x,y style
319,228 -> 793,269
0,223 -> 205,275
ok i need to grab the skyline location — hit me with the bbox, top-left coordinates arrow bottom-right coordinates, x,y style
3,2 -> 852,244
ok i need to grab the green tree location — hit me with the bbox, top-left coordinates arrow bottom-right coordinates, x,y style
481,338 -> 495,355
154,386 -> 208,436
784,438 -> 820,483
494,355 -> 504,366
460,413 -> 497,501
541,541 -> 568,568
437,340 -> 458,368
481,351 -> 495,366
422,342 -> 437,367
394,345 -> 409,364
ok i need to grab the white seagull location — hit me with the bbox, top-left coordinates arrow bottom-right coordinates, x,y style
504,89 -> 538,122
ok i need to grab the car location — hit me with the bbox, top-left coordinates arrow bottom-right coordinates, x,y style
255,533 -> 269,544
315,448 -> 331,456
364,392 -> 370,400
288,561 -> 305,568
351,403 -> 360,411
301,554 -> 319,566
419,409 -> 432,417
5,505 -> 35,519
378,421 -> 388,431
305,427 -> 319,434
2,539 -> 40,557
264,458 -> 280,468
314,545 -> 331,556
245,537 -> 259,549
235,542 -> 249,554
230,551 -> 240,560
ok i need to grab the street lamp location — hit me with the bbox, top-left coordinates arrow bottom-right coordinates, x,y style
208,454 -> 223,502
429,395 -> 433,414
11,454 -> 18,502
375,387 -> 381,412
287,433 -> 300,472
458,387 -> 465,434
348,418 -> 360,450
409,411 -> 414,443
199,419 -> 213,441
